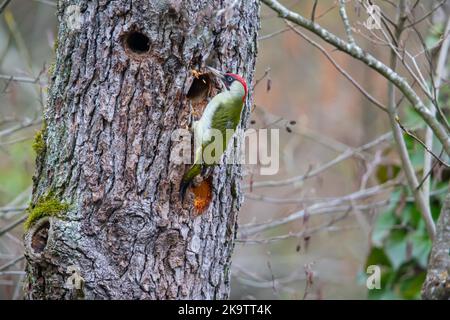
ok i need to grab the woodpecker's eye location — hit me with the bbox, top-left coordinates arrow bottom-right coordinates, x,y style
226,75 -> 234,83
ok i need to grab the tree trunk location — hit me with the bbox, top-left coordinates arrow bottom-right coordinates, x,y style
23,0 -> 259,299
422,191 -> 450,300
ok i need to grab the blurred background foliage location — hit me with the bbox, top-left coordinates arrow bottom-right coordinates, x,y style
1,1 -> 449,299
363,22 -> 450,299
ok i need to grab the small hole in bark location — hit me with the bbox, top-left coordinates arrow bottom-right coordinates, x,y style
31,220 -> 50,254
187,72 -> 211,102
124,31 -> 150,54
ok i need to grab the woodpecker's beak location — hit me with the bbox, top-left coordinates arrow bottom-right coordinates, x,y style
206,66 -> 225,79
206,66 -> 227,90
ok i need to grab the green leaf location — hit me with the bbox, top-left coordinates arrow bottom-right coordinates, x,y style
403,107 -> 423,127
376,164 -> 401,183
367,269 -> 398,300
366,247 -> 391,268
372,210 -> 398,246
401,203 -> 421,229
404,134 -> 424,169
409,232 -> 432,268
399,272 -> 426,300
385,230 -> 408,270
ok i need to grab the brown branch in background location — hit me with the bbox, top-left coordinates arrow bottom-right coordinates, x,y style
311,0 -> 318,22
245,131 -> 393,190
0,215 -> 27,237
315,2 -> 338,20
253,67 -> 271,89
285,21 -> 388,113
0,255 -> 25,272
417,148 -> 445,191
32,0 -> 57,6
241,188 -> 392,237
258,28 -> 290,41
405,0 -> 447,29
423,18 -> 450,205
0,74 -> 39,83
0,118 -> 42,139
385,0 -> 436,239
260,0 -> 450,156
0,0 -> 12,14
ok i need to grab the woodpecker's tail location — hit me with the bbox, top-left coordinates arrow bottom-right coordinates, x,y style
180,164 -> 202,201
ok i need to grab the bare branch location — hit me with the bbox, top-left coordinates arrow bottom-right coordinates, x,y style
385,0 -> 435,239
423,18 -> 450,205
240,199 -> 389,237
0,74 -> 41,84
258,28 -> 290,41
260,0 -> 450,156
405,0 -> 447,29
253,67 -> 271,89
285,21 -> 388,112
0,0 -> 12,14
338,0 -> 355,45
32,0 -> 56,6
311,0 -> 318,22
396,119 -> 449,168
0,215 -> 27,237
244,131 -> 393,190
0,255 -> 24,272
0,118 -> 42,139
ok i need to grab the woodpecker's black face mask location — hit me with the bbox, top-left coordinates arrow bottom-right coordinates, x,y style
206,66 -> 232,91
222,74 -> 236,90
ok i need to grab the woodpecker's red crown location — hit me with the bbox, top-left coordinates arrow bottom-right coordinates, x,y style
206,66 -> 247,102
224,73 -> 248,101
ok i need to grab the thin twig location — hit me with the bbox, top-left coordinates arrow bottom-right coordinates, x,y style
423,18 -> 450,204
396,118 -> 449,168
0,74 -> 39,83
253,67 -> 271,89
285,20 -> 388,113
244,131 -> 393,190
0,215 -> 27,237
338,0 -> 355,45
385,0 -> 435,239
260,0 -> 450,156
0,0 -> 12,14
258,28 -> 290,41
240,200 -> 389,237
311,0 -> 318,22
0,255 -> 25,272
404,0 -> 447,29
246,179 -> 399,204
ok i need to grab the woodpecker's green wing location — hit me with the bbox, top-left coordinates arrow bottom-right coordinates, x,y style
180,98 -> 243,200
203,99 -> 243,164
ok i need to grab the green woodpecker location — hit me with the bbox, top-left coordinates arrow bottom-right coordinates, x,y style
180,66 -> 248,200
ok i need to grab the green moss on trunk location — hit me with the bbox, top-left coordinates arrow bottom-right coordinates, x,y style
24,194 -> 69,231
32,122 -> 48,156
32,130 -> 45,154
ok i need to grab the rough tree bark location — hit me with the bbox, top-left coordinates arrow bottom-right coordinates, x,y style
422,192 -> 450,300
23,0 -> 259,299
